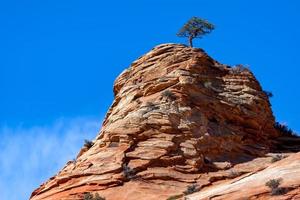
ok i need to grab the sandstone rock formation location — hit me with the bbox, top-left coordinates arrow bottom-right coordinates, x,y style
30,44 -> 299,200
187,152 -> 300,200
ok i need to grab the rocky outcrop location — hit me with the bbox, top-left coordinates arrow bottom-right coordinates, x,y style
186,152 -> 300,200
30,44 -> 298,200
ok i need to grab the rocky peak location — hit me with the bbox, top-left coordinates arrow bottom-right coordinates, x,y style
31,44 -> 298,200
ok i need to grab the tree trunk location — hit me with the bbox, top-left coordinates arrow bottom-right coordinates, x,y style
188,36 -> 193,47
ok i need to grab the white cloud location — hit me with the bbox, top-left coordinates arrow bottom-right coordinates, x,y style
0,117 -> 101,200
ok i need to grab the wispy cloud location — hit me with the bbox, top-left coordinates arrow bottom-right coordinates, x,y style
0,117 -> 101,200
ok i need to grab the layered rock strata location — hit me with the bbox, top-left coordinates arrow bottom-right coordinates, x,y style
31,44 -> 286,200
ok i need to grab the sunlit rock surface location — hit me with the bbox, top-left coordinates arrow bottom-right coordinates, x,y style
31,44 -> 299,200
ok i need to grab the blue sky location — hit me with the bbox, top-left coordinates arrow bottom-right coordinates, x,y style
1,0 -> 299,199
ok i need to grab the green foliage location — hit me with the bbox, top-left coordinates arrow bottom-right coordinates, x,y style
230,64 -> 250,74
177,17 -> 215,47
265,179 -> 281,189
167,185 -> 200,199
123,165 -> 136,180
274,122 -> 297,137
265,178 -> 286,195
183,184 -> 199,195
271,154 -> 286,163
263,90 -> 273,98
145,102 -> 159,111
84,139 -> 94,149
83,192 -> 105,200
162,90 -> 176,101
83,193 -> 93,200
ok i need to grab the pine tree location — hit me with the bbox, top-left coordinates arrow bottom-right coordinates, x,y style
177,17 -> 215,47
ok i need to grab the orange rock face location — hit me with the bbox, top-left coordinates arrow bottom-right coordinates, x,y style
187,152 -> 300,200
30,44 -> 299,200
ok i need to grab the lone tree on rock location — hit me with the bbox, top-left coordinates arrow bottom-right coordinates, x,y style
177,17 -> 215,47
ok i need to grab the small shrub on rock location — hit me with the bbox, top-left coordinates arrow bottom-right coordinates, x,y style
162,90 -> 176,101
183,184 -> 199,195
230,64 -> 250,74
123,165 -> 136,180
84,139 -> 94,149
145,102 -> 158,111
274,122 -> 297,137
265,178 -> 286,195
83,192 -> 93,200
271,154 -> 286,163
263,90 -> 273,98
83,192 -> 105,200
266,179 -> 281,189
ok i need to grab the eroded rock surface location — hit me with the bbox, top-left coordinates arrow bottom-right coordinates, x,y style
186,152 -> 300,200
31,44 -> 297,200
